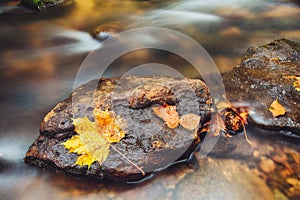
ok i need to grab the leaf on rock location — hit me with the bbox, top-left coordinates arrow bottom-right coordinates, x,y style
62,109 -> 126,168
294,77 -> 300,92
94,109 -> 126,143
152,104 -> 202,130
201,113 -> 225,137
152,104 -> 179,129
180,114 -> 201,130
268,99 -> 286,117
283,75 -> 300,92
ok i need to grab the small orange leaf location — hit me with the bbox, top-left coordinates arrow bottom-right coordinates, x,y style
180,114 -> 201,130
152,104 -> 179,129
268,99 -> 286,117
94,109 -> 126,143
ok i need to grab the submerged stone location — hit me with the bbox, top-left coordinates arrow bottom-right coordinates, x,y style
25,77 -> 212,181
223,39 -> 300,134
0,157 -> 13,173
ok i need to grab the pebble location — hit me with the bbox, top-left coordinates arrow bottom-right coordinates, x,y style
259,158 -> 276,174
261,5 -> 300,18
291,152 -> 300,164
287,186 -> 300,198
279,169 -> 292,179
220,26 -> 242,37
262,147 -> 300,199
272,154 -> 287,164
273,189 -> 288,200
291,164 -> 300,179
214,5 -> 255,19
286,178 -> 300,186
253,150 -> 260,158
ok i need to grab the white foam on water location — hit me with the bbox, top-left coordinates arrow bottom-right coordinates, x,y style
145,9 -> 222,26
52,28 -> 102,54
0,136 -> 27,161
171,0 -> 263,10
1,27 -> 101,64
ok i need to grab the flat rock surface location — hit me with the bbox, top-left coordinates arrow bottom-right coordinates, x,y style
223,39 -> 300,134
25,77 -> 212,181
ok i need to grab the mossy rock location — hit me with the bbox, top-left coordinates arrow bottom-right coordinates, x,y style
21,0 -> 72,10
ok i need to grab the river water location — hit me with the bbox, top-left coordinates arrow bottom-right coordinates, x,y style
0,0 -> 299,200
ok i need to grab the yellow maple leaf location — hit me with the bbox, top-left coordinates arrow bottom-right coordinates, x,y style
62,109 -> 126,168
268,99 -> 286,117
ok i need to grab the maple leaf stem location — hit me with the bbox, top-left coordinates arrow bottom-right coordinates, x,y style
110,145 -> 146,176
227,108 -> 252,145
241,120 -> 252,145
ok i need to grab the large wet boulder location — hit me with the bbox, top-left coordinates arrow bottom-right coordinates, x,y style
223,39 -> 300,134
25,77 -> 212,181
24,39 -> 300,183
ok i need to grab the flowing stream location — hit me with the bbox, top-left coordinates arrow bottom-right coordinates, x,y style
0,0 -> 299,200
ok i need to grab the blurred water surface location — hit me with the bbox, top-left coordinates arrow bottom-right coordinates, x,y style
0,0 -> 299,200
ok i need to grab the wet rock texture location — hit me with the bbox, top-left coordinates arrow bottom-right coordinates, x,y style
223,39 -> 300,134
21,0 -> 72,10
25,77 -> 212,181
24,39 -> 300,190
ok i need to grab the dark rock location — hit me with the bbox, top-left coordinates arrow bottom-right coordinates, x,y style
223,39 -> 300,134
92,22 -> 126,42
25,77 -> 212,181
0,157 -> 13,173
20,0 -> 72,10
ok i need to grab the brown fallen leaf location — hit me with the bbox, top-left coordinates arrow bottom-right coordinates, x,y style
180,114 -> 201,130
152,104 -> 180,129
268,99 -> 286,117
201,113 -> 225,137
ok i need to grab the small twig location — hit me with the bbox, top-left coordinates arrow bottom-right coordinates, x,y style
241,120 -> 252,145
229,108 -> 252,145
110,145 -> 145,176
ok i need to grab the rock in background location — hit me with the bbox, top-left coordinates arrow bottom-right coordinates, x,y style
20,0 -> 72,10
223,39 -> 300,134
